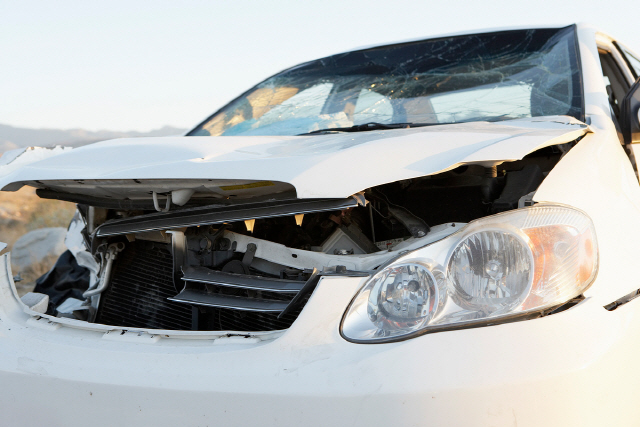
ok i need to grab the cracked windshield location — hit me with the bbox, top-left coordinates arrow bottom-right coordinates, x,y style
190,26 -> 583,137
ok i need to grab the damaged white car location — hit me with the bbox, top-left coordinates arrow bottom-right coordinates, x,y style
1,24 -> 640,426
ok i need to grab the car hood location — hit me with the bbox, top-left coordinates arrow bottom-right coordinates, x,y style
0,116 -> 589,199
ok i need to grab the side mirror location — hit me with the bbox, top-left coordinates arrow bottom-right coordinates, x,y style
621,77 -> 640,144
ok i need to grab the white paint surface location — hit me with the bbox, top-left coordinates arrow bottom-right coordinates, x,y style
0,116 -> 588,199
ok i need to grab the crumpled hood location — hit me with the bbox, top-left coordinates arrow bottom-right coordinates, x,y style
0,116 -> 589,199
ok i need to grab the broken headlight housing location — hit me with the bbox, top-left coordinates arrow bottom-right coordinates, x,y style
341,204 -> 598,343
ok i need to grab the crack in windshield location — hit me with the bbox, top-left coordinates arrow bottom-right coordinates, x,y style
189,26 -> 583,137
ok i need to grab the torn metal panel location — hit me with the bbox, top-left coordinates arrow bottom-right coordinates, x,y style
0,116 -> 588,200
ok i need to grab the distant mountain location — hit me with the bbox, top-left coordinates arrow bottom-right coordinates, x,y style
0,123 -> 188,154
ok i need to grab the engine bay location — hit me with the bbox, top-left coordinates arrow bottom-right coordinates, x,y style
31,144 -> 570,331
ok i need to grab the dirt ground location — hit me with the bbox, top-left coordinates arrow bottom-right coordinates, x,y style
0,187 -> 76,295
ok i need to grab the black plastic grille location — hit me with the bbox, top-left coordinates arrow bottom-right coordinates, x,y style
216,308 -> 303,331
96,241 -> 193,330
195,292 -> 308,331
96,240 -> 310,332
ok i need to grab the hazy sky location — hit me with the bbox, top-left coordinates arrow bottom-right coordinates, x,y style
1,0 -> 638,132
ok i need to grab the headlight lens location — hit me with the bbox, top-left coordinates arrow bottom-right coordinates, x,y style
363,263 -> 445,339
341,204 -> 598,343
448,230 -> 532,314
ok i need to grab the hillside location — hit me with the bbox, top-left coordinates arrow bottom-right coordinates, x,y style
0,123 -> 188,154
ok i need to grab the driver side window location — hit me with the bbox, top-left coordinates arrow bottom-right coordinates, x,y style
599,50 -> 629,123
616,45 -> 640,79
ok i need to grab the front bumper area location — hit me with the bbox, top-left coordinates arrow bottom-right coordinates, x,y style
1,253 -> 639,427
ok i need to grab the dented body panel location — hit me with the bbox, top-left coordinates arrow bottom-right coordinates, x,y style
0,116 -> 587,199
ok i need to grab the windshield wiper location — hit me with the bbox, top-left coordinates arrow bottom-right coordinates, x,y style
298,122 -> 437,135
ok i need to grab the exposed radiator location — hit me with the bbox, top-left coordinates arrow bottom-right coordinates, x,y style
95,241 -> 193,330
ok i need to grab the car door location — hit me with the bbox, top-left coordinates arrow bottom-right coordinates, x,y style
597,36 -> 640,171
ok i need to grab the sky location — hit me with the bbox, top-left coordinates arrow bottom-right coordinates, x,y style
1,0 -> 638,132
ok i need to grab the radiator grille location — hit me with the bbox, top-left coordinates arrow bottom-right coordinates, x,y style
217,308 -> 303,331
96,241 -> 310,331
96,241 -> 193,330
195,293 -> 308,331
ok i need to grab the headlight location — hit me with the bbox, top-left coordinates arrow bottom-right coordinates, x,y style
341,204 -> 598,343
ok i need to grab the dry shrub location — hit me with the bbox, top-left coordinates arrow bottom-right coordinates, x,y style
0,187 -> 76,295
0,187 -> 76,250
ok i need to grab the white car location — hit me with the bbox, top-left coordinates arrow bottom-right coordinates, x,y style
1,23 -> 640,426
